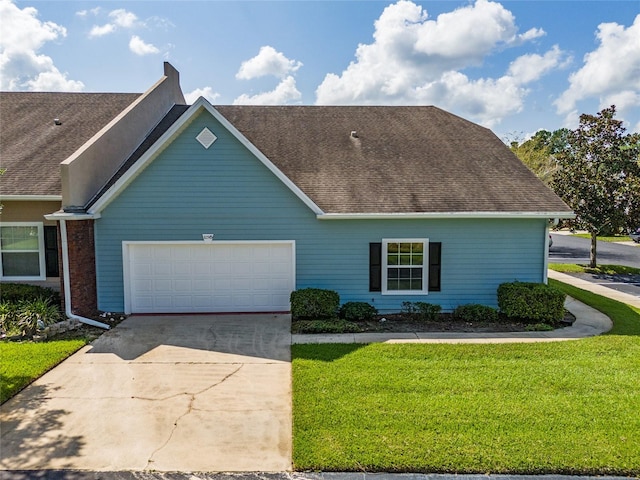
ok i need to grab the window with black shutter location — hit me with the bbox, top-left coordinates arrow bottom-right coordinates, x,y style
370,240 -> 441,293
44,225 -> 59,277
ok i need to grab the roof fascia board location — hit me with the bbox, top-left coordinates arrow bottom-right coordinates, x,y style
0,195 -> 62,201
44,212 -> 101,221
317,212 -> 576,220
89,97 -> 324,216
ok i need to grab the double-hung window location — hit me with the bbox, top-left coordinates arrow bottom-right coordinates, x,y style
370,239 -> 441,294
383,239 -> 428,294
0,223 -> 46,280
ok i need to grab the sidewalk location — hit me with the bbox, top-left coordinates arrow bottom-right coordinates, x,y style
548,269 -> 640,308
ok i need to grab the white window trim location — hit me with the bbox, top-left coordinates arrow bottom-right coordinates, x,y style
0,222 -> 46,281
382,238 -> 429,295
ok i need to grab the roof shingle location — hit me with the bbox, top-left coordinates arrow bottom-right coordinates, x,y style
215,105 -> 572,214
0,92 -> 140,196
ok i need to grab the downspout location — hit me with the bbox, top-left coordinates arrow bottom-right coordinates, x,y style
543,222 -> 551,284
59,219 -> 110,330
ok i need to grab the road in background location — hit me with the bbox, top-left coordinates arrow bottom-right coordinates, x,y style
549,233 -> 640,298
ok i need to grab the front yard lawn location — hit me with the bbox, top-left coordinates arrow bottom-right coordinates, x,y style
292,281 -> 640,474
0,339 -> 87,404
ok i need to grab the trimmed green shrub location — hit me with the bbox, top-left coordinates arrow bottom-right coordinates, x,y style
1,283 -> 60,305
339,302 -> 378,321
453,304 -> 499,323
401,301 -> 442,322
290,288 -> 340,320
497,281 -> 566,322
17,297 -> 62,336
292,319 -> 363,334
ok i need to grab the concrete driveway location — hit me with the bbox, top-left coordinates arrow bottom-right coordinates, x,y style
0,314 -> 292,472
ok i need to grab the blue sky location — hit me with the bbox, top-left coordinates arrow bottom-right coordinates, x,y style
2,0 -> 639,139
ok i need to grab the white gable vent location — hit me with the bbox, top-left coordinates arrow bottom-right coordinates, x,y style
196,127 -> 217,149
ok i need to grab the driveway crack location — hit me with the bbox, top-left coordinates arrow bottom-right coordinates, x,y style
144,363 -> 244,469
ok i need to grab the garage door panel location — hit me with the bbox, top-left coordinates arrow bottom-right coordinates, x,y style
154,279 -> 173,292
127,242 -> 294,313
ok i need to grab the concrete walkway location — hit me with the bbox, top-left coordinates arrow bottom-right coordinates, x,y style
548,269 -> 640,308
0,314 -> 292,472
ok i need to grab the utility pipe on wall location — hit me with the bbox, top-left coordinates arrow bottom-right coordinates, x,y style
59,219 -> 110,330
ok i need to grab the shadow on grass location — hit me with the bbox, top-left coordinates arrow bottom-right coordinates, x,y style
0,384 -> 84,469
292,343 -> 367,362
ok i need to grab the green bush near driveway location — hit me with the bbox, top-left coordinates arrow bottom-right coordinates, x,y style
292,281 -> 640,474
290,288 -> 340,320
0,339 -> 87,404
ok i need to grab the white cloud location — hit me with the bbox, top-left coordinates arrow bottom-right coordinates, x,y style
233,76 -> 302,105
315,0 -> 562,127
129,35 -> 159,56
0,0 -> 84,91
185,87 -> 220,104
88,8 -> 139,37
236,46 -> 302,80
76,7 -> 101,18
89,23 -> 115,37
507,45 -> 567,84
555,15 -> 640,119
110,9 -> 137,28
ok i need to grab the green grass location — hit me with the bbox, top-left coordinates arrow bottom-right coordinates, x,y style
0,339 -> 87,403
549,263 -> 640,275
571,233 -> 635,243
292,281 -> 640,474
550,278 -> 640,336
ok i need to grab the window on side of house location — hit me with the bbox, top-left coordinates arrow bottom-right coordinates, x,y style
370,240 -> 441,294
0,223 -> 46,280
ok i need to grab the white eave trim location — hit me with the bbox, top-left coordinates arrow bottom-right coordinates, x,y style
317,211 -> 576,220
87,97 -> 324,216
44,211 -> 101,221
0,195 -> 62,201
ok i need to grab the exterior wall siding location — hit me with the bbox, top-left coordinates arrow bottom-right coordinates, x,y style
95,110 -> 548,313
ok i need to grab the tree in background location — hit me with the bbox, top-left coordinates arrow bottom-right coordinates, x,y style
552,106 -> 640,267
509,129 -> 570,185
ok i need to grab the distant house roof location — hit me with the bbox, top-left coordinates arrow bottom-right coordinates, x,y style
0,92 -> 140,197
215,105 -> 572,215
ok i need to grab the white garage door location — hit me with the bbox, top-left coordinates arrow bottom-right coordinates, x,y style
124,241 -> 295,314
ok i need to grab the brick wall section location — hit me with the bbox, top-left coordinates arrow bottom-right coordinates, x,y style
65,220 -> 98,316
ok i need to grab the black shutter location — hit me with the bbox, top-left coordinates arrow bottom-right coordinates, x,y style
44,226 -> 59,277
429,242 -> 441,292
369,242 -> 382,292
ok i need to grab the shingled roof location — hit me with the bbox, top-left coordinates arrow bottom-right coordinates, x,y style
0,92 -> 140,196
215,106 -> 572,215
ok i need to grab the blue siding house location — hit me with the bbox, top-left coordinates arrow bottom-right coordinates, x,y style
86,99 -> 572,315
5,63 -> 572,322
